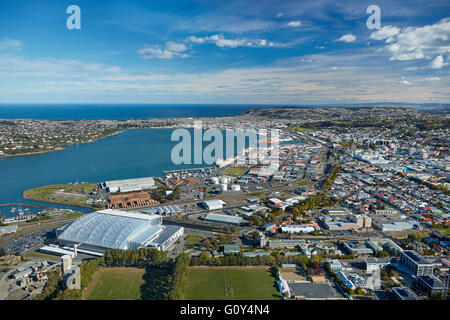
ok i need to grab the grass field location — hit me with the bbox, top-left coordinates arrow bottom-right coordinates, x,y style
290,126 -> 317,132
24,251 -> 60,260
432,224 -> 450,235
23,183 -> 98,208
184,235 -> 205,242
184,267 -> 281,300
84,268 -> 146,300
224,167 -> 249,176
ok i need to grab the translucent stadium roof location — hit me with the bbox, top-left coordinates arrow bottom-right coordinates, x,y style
58,211 -> 161,250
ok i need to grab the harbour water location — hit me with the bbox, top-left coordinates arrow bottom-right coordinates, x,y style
0,128 -> 247,217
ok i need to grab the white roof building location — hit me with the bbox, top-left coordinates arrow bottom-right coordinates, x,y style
199,199 -> 226,210
57,209 -> 183,253
100,177 -> 155,193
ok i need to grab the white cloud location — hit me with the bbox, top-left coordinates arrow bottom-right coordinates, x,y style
336,33 -> 356,43
286,21 -> 301,27
400,79 -> 412,85
138,42 -> 190,59
422,77 -> 441,81
276,12 -> 284,18
371,18 -> 450,63
0,38 -> 22,52
430,55 -> 447,69
185,34 -> 280,48
369,26 -> 400,43
400,76 -> 412,85
165,41 -> 188,53
185,36 -> 205,44
1,39 -> 448,104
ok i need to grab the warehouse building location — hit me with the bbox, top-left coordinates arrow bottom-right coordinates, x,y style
0,225 -> 17,235
139,205 -> 183,216
204,213 -> 243,225
57,209 -> 183,253
198,199 -> 226,210
100,177 -> 156,193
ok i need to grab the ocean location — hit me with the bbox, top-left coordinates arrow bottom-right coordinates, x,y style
0,104 -> 272,120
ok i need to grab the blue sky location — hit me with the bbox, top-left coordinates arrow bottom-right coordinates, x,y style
0,0 -> 449,104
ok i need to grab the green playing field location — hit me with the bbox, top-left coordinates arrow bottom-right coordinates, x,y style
184,267 -> 281,300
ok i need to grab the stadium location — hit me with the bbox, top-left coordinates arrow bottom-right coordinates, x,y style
56,209 -> 183,253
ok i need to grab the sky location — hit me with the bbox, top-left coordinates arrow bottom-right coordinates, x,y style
0,0 -> 449,104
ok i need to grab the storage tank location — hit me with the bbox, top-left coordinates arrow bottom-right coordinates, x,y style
231,184 -> 241,191
211,177 -> 219,185
220,183 -> 228,191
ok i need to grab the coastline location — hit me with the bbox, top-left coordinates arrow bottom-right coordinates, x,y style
0,147 -> 64,158
21,192 -> 101,210
0,130 -> 121,159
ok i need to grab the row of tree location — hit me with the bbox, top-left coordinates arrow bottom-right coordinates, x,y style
321,163 -> 340,190
167,253 -> 190,300
102,248 -> 169,267
190,251 -> 324,268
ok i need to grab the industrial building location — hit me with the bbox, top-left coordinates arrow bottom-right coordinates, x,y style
139,205 -> 183,216
57,209 -> 183,253
204,213 -> 243,225
100,177 -> 156,193
380,221 -> 419,232
399,250 -> 434,276
0,224 -> 17,235
199,199 -> 226,211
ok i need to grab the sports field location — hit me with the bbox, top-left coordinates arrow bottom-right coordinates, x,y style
84,267 -> 145,300
184,267 -> 280,300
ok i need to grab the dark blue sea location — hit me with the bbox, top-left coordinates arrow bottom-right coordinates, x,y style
0,104 -> 273,120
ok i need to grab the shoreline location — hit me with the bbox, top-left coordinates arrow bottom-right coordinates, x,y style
0,130 -> 121,159
0,147 -> 64,158
22,189 -> 101,211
